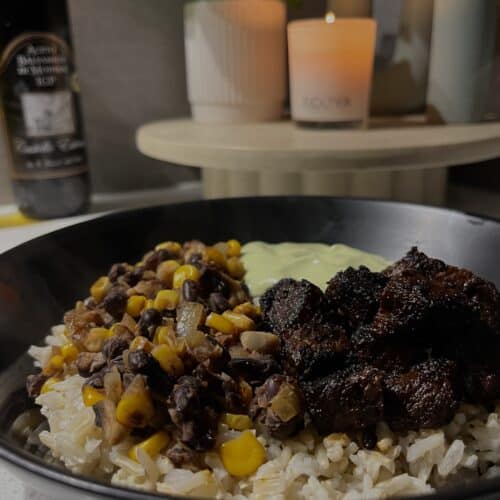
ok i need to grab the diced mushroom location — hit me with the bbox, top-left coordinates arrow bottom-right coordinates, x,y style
240,331 -> 280,354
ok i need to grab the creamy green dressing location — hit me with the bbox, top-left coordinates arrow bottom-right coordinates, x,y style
241,242 -> 391,297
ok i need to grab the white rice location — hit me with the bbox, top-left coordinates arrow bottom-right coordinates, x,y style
31,330 -> 500,499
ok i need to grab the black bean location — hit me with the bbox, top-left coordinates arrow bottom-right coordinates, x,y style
144,249 -> 174,271
108,263 -> 129,283
208,292 -> 229,313
199,268 -> 229,298
166,442 -> 202,468
128,350 -> 153,373
123,266 -> 145,287
26,373 -> 48,399
182,279 -> 200,302
137,308 -> 162,339
102,336 -> 130,361
102,288 -> 128,318
84,369 -> 107,389
228,357 -> 280,386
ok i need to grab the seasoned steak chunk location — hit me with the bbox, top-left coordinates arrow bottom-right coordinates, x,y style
301,365 -> 384,434
279,321 -> 349,379
260,279 -> 328,333
384,247 -> 447,279
384,359 -> 460,431
325,266 -> 388,332
350,326 -> 421,372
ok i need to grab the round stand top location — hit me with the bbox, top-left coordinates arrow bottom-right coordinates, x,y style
136,119 -> 500,173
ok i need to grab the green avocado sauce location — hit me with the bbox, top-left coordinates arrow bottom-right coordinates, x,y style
241,242 -> 391,297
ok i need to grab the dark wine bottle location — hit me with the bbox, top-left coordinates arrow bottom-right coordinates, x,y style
0,0 -> 90,218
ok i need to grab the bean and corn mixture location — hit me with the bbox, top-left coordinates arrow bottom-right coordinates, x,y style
26,239 -> 305,478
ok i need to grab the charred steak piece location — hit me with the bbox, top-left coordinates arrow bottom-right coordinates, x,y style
384,246 -> 447,279
455,333 -> 500,403
384,359 -> 460,431
261,278 -> 349,379
384,247 -> 500,336
325,266 -> 388,332
260,278 -> 329,333
301,364 -> 384,435
278,321 -> 349,379
350,326 -> 422,373
261,248 -> 500,435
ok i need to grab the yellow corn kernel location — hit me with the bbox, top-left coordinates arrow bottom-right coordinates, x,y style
109,323 -> 129,337
129,336 -> 153,353
154,289 -> 179,311
172,264 -> 201,289
82,385 -> 106,407
40,376 -> 62,394
43,354 -> 64,375
144,298 -> 154,310
126,295 -> 147,317
220,430 -> 266,477
128,430 -> 170,461
226,239 -> 242,258
205,312 -> 236,335
156,260 -> 181,287
60,343 -> 79,362
155,241 -> 182,255
151,344 -> 184,376
153,325 -> 176,346
175,337 -> 188,356
222,311 -> 255,333
233,302 -> 261,319
205,247 -> 227,268
115,376 -> 154,428
226,257 -> 245,279
90,276 -> 110,303
84,327 -> 112,352
222,413 -> 253,431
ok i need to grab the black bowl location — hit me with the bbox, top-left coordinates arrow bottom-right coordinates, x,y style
1,197 -> 500,500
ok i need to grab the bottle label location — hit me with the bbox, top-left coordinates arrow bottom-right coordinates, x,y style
0,32 -> 87,180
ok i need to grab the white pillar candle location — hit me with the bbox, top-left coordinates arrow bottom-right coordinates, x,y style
288,16 -> 376,126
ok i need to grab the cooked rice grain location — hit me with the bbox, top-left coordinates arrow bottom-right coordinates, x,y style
33,363 -> 500,499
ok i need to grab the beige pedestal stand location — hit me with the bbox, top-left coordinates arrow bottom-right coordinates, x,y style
137,119 -> 500,204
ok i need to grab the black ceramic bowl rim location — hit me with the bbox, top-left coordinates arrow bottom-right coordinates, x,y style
1,196 -> 500,500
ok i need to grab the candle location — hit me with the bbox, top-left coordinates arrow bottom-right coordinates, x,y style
287,16 -> 376,126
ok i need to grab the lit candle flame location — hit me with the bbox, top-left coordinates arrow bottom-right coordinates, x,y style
325,11 -> 336,24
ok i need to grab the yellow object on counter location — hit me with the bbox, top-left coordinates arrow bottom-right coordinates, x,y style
241,242 -> 391,297
0,211 -> 38,228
